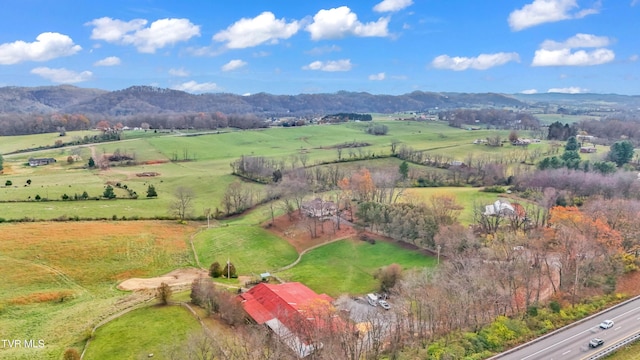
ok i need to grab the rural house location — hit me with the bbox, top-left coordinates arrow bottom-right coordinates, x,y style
301,198 -> 337,219
484,199 -> 516,217
238,282 -> 334,358
28,157 -> 57,167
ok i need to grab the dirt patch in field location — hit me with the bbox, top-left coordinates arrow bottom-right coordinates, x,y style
266,211 -> 357,253
117,268 -> 208,291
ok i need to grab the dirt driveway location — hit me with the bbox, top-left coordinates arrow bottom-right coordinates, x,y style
117,268 -> 208,291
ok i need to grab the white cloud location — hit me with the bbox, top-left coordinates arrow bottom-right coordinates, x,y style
87,17 -> 200,53
213,12 -> 299,49
0,32 -> 81,65
369,72 -> 386,80
532,48 -> 614,66
540,33 -> 611,50
171,80 -> 219,93
306,6 -> 389,40
302,59 -> 352,72
431,52 -> 520,71
30,67 -> 92,83
374,0 -> 413,12
508,0 -> 600,31
222,59 -> 247,71
630,54 -> 639,62
93,56 -> 121,66
547,86 -> 588,93
532,33 -> 614,66
633,0 -> 640,6
168,68 -> 189,77
521,89 -> 539,94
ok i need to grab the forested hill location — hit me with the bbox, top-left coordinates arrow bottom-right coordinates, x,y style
0,85 -> 528,116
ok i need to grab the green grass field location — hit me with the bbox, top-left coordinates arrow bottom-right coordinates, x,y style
0,121 -> 541,221
83,305 -> 201,360
404,187 -> 502,225
0,221 -> 196,359
193,224 -> 299,278
279,238 -> 436,297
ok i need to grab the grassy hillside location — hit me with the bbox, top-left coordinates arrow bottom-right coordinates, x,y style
0,121 -> 525,221
0,221 -> 196,359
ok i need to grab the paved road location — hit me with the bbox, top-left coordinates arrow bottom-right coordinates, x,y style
494,297 -> 640,360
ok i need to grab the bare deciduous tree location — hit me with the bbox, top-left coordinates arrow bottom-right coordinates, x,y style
170,186 -> 194,220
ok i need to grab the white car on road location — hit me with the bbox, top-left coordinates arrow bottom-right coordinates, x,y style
599,320 -> 614,329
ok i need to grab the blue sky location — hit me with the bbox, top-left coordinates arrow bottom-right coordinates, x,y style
0,0 -> 638,95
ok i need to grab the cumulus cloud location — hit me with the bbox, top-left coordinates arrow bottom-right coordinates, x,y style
431,52 -> 520,71
171,80 -> 219,93
540,33 -> 611,50
508,0 -> 600,31
221,59 -> 247,71
168,68 -> 189,77
302,59 -> 352,71
0,32 -> 81,65
532,48 -> 614,66
306,6 -> 389,40
369,72 -> 386,80
93,56 -> 121,66
547,86 -> 588,93
374,0 -> 413,12
213,12 -> 299,49
521,89 -> 539,94
87,17 -> 200,53
30,67 -> 92,83
532,33 -> 615,66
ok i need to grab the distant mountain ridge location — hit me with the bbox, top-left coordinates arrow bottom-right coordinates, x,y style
0,85 -> 638,116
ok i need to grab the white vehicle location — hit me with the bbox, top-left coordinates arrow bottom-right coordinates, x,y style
378,300 -> 391,310
367,293 -> 378,306
599,320 -> 614,329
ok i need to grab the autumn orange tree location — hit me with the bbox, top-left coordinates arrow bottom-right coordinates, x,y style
548,206 -> 622,299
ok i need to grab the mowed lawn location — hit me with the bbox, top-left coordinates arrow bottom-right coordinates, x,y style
0,221 -> 196,360
193,224 -> 298,277
279,238 -> 436,297
83,305 -> 201,360
403,187 -> 502,225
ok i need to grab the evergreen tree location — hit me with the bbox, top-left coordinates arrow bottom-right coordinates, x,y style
146,184 -> 158,198
209,261 -> 222,278
88,157 -> 95,168
399,161 -> 409,181
103,185 -> 116,199
607,140 -> 634,167
565,136 -> 579,151
222,261 -> 237,278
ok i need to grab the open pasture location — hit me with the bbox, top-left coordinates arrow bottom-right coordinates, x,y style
403,187 -> 501,225
83,305 -> 201,360
0,130 -> 100,154
279,238 -> 436,297
193,224 -> 299,278
535,114 -> 600,125
0,121 -> 529,221
0,221 -> 196,359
